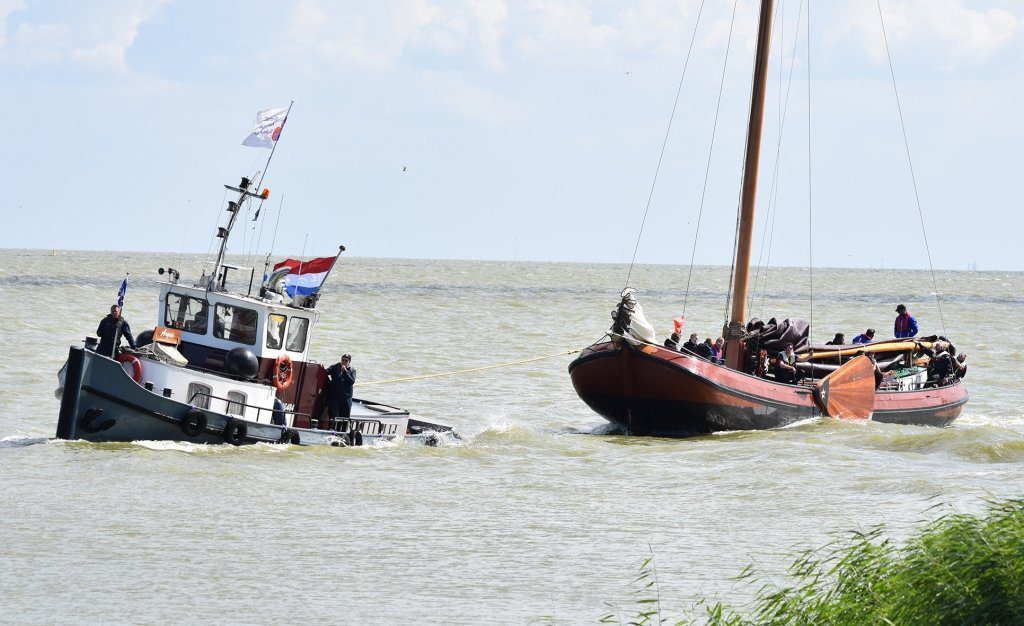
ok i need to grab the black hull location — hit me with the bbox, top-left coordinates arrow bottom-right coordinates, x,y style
56,346 -> 445,447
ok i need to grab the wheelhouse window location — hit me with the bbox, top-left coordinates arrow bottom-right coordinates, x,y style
214,303 -> 257,345
165,293 -> 209,335
226,391 -> 246,416
187,382 -> 212,409
266,314 -> 286,350
286,317 -> 309,352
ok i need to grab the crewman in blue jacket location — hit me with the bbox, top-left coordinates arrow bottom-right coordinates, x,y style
894,304 -> 919,338
326,353 -> 357,419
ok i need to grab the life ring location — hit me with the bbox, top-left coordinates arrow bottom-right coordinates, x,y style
222,418 -> 247,446
272,354 -> 293,391
116,353 -> 143,384
181,408 -> 207,437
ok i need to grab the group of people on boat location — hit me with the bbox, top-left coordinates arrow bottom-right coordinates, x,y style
664,332 -> 725,363
655,302 -> 967,389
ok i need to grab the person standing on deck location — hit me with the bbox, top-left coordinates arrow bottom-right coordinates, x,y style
326,354 -> 357,419
96,305 -> 136,358
894,304 -> 919,338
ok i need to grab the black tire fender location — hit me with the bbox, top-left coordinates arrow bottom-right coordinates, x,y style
279,428 -> 300,445
222,419 -> 247,446
181,408 -> 208,438
79,407 -> 116,434
347,430 -> 363,447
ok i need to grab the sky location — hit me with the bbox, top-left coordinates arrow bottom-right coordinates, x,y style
1,0 -> 1021,270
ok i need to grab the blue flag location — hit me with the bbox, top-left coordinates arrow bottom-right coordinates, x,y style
117,275 -> 128,307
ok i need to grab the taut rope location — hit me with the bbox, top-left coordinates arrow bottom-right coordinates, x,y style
356,349 -> 583,386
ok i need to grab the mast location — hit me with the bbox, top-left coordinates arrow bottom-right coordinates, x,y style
725,0 -> 775,366
208,179 -> 267,292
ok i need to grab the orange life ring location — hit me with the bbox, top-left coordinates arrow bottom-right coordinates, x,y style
273,353 -> 293,390
116,352 -> 143,384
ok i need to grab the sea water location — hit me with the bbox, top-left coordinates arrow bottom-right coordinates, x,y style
1,249 -> 1021,623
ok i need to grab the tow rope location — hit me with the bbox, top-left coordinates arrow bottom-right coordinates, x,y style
357,348 -> 583,386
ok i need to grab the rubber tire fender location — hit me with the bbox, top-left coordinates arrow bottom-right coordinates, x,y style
222,418 -> 247,446
181,408 -> 207,438
79,407 -> 116,434
347,430 -> 363,447
279,428 -> 300,445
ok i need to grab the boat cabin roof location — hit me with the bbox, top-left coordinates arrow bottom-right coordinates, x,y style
157,282 -> 319,361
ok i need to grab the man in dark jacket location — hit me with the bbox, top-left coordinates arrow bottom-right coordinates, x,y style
96,305 -> 136,357
326,353 -> 357,419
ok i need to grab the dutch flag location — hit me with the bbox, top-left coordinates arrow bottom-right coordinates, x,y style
273,256 -> 336,297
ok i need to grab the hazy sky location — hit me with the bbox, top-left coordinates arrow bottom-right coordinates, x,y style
1,1 -> 1020,270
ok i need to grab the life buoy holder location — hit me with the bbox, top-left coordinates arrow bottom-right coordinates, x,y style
222,418 -> 247,446
116,353 -> 143,384
273,354 -> 293,391
181,408 -> 208,438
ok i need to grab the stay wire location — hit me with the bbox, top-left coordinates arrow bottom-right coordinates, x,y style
876,0 -> 946,336
622,0 -> 707,291
723,0 -> 757,324
750,0 -> 787,314
807,0 -> 814,345
682,0 -> 741,318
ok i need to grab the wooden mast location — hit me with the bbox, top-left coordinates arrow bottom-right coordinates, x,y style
725,0 -> 775,370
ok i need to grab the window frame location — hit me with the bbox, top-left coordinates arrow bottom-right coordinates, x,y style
213,302 -> 258,346
285,317 -> 310,352
187,382 -> 212,409
165,293 -> 210,335
266,313 -> 287,350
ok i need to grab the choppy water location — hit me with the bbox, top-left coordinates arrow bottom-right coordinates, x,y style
1,249 -> 1022,624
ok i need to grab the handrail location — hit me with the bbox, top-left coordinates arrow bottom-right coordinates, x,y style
187,391 -> 310,421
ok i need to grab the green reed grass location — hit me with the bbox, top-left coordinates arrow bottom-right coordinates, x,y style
601,497 -> 1024,625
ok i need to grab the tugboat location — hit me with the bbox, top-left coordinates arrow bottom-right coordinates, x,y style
55,109 -> 455,447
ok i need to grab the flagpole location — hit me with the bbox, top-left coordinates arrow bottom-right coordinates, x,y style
113,273 -> 129,357
254,100 -> 293,199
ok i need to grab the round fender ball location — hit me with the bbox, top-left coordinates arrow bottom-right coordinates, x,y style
136,330 -> 154,348
225,347 -> 260,380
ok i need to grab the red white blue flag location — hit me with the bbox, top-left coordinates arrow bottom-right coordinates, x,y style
273,256 -> 337,297
242,107 -> 288,149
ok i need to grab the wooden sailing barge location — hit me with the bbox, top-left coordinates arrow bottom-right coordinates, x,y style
568,0 -> 968,436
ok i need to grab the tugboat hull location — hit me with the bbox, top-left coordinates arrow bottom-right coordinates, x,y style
568,340 -> 967,436
57,346 -> 452,447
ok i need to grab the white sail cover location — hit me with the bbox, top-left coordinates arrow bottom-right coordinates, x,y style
626,300 -> 657,345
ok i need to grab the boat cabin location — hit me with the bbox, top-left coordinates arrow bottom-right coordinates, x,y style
154,279 -> 328,425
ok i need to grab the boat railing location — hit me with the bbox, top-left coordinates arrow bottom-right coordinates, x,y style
187,391 -> 310,424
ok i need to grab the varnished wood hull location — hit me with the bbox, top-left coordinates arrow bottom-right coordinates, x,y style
568,341 -> 968,436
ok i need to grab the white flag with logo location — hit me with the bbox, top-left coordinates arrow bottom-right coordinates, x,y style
242,107 -> 288,149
